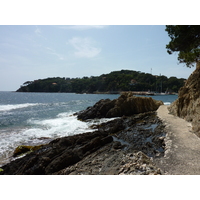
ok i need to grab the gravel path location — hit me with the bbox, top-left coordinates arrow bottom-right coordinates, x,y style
155,105 -> 200,175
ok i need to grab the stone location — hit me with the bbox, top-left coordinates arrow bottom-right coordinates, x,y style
112,141 -> 123,149
168,62 -> 200,136
0,131 -> 113,175
53,111 -> 165,175
76,92 -> 163,120
0,96 -> 165,175
13,145 -> 43,157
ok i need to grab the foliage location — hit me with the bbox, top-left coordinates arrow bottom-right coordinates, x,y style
16,70 -> 185,93
165,25 -> 200,67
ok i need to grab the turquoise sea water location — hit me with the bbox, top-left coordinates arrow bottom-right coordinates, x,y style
0,92 -> 177,166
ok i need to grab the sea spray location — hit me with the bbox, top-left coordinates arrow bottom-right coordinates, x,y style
0,110 -> 117,166
0,103 -> 42,112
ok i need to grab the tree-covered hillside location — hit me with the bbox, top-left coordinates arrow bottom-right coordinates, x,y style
16,70 -> 185,93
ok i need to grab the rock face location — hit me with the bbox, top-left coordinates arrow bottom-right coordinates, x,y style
0,131 -> 113,175
168,63 -> 200,136
76,92 -> 163,120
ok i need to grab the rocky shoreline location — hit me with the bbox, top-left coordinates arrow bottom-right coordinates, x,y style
55,112 -> 165,175
0,92 -> 165,175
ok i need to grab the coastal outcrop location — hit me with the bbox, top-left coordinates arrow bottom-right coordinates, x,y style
55,112 -> 165,175
0,131 -> 113,175
55,149 -> 162,175
168,63 -> 200,136
0,112 -> 165,175
76,92 -> 163,120
0,92 -> 164,175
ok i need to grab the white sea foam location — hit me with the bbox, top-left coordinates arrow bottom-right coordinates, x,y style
0,112 -> 93,166
0,103 -> 40,112
86,117 -> 119,129
0,110 -> 119,166
27,112 -> 91,138
164,102 -> 171,105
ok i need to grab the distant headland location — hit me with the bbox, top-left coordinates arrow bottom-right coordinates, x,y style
16,70 -> 185,94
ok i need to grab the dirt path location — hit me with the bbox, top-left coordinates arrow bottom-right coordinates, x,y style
155,105 -> 200,175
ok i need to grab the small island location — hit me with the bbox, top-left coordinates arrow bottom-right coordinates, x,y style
16,69 -> 185,94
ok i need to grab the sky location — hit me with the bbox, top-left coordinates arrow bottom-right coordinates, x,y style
0,25 -> 195,91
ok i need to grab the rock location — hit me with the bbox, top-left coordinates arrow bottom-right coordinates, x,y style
75,99 -> 116,120
106,92 -> 163,117
0,100 -> 166,175
98,118 -> 125,134
112,141 -> 123,149
54,146 -> 162,175
118,151 -> 162,175
97,111 -> 166,157
0,131 -> 113,175
168,62 -> 200,136
76,92 -> 163,120
13,145 -> 43,157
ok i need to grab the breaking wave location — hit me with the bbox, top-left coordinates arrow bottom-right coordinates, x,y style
0,110 -> 115,166
0,103 -> 41,112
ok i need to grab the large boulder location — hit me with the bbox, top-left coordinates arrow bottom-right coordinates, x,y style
168,62 -> 200,136
76,92 -> 163,120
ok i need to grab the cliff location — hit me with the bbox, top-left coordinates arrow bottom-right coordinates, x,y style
168,62 -> 200,136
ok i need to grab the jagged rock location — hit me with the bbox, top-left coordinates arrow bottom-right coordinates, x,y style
118,151 -> 162,175
76,92 -> 163,120
0,110 -> 166,175
76,99 -> 117,120
168,62 -> 200,136
0,95 -> 165,175
0,131 -> 113,175
54,145 -> 162,175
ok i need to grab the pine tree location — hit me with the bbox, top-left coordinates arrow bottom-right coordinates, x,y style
166,25 -> 200,68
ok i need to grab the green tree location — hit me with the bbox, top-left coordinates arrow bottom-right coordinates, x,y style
16,70 -> 185,93
165,25 -> 200,67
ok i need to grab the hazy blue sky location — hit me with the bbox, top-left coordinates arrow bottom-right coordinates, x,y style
0,25 -> 195,91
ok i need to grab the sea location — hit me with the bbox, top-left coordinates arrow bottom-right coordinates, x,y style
0,91 -> 177,166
